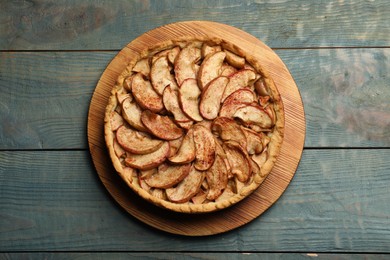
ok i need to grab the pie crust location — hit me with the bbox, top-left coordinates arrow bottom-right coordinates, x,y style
104,36 -> 284,213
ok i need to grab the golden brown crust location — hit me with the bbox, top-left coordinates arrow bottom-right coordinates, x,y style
104,36 -> 284,213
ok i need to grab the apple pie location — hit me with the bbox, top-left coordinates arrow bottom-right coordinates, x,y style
104,37 -> 284,213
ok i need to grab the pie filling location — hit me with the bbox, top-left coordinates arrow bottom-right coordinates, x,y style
105,38 -> 284,213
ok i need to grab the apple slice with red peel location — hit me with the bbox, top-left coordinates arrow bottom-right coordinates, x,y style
198,51 -> 226,89
144,163 -> 191,189
179,78 -> 203,122
121,97 -> 148,132
223,141 -> 252,183
168,128 -> 196,164
221,69 -> 257,102
224,50 -> 245,69
132,73 -> 164,113
125,141 -> 169,170
219,88 -> 256,118
116,125 -> 164,154
141,110 -> 183,140
223,88 -> 256,104
174,45 -> 201,86
166,166 -> 206,203
193,125 -> 216,171
199,76 -> 229,120
206,155 -> 228,200
162,86 -> 192,122
132,58 -> 150,76
109,111 -> 124,131
233,104 -> 274,130
211,117 -> 247,149
151,56 -> 178,95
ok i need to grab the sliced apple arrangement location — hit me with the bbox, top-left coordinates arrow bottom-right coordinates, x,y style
105,37 -> 284,213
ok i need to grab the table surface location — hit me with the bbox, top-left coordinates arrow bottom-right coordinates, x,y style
1,1 -> 389,259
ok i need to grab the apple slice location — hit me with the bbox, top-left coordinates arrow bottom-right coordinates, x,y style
132,73 -> 164,113
109,111 -> 124,131
198,51 -> 226,89
241,127 -> 264,155
162,86 -> 192,122
132,58 -> 150,76
179,78 -> 203,122
220,63 -> 237,77
174,45 -> 201,86
219,88 -> 256,118
151,56 -> 178,95
141,110 -> 183,140
224,50 -> 245,69
176,120 -> 193,130
201,44 -> 222,58
116,125 -> 164,154
199,76 -> 229,120
166,166 -> 206,203
113,137 -> 126,158
223,141 -> 252,183
254,78 -> 270,97
116,92 -> 131,104
151,46 -> 180,64
215,183 -> 235,202
168,136 -> 183,158
211,117 -> 247,149
221,69 -> 257,102
151,188 -> 167,200
251,148 -> 268,169
123,75 -> 134,91
168,128 -> 196,164
121,97 -> 148,131
193,125 -> 216,171
124,141 -> 169,170
233,104 -> 274,130
191,189 -> 207,204
206,155 -> 228,200
121,167 -> 137,185
144,163 -> 191,189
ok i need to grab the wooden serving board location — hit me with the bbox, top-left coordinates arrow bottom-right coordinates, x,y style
87,21 -> 305,236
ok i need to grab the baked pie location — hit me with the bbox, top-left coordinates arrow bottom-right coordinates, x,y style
104,37 -> 284,213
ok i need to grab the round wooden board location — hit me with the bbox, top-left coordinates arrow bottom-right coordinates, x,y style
87,21 -> 305,236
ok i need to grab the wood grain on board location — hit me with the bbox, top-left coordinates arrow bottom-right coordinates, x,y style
1,0 -> 389,50
1,49 -> 388,149
87,21 -> 304,235
1,150 -> 389,251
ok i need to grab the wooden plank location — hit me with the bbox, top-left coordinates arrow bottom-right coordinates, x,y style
1,48 -> 389,149
1,253 -> 389,260
0,0 -> 389,50
276,48 -> 390,147
1,149 -> 389,251
0,51 -> 113,149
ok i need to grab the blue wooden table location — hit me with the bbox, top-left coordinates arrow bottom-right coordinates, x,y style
1,1 -> 389,259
